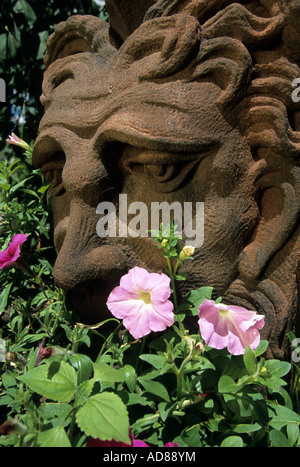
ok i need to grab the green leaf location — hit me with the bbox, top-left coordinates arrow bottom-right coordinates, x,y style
175,272 -> 187,280
265,359 -> 291,378
0,283 -> 12,315
21,188 -> 40,199
20,360 -> 77,403
0,183 -> 11,191
158,401 -> 176,422
131,413 -> 160,431
218,375 -> 239,394
220,436 -> 244,447
74,379 -> 95,408
37,183 -> 50,194
36,31 -> 49,60
138,377 -> 170,402
139,354 -> 166,369
69,354 -> 93,384
181,287 -> 214,316
123,364 -> 137,393
231,423 -> 262,434
76,392 -> 130,444
243,346 -> 256,375
286,423 -> 300,447
13,0 -> 37,23
268,403 -> 300,430
10,176 -> 33,193
39,403 -> 73,427
5,30 -> 21,58
258,376 -> 287,391
37,427 -> 71,447
93,362 -> 125,384
254,340 -> 268,357
181,425 -> 202,447
269,429 -> 290,447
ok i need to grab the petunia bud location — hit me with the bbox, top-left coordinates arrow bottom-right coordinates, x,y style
195,341 -> 205,352
6,133 -> 31,152
179,245 -> 195,261
0,419 -> 27,436
5,351 -> 27,365
39,347 -> 64,359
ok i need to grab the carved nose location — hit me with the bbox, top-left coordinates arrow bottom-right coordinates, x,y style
54,244 -> 127,290
52,202 -> 127,290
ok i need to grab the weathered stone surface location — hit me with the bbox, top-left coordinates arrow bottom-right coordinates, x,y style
33,1 -> 300,359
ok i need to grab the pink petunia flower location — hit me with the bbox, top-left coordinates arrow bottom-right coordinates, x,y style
198,299 -> 265,355
106,266 -> 174,339
0,234 -> 34,277
6,133 -> 31,151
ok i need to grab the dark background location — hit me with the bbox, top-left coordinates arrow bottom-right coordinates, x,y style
0,0 -> 108,156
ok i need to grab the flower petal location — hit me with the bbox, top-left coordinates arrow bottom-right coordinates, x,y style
198,299 -> 265,355
0,249 -> 15,268
0,234 -> 28,269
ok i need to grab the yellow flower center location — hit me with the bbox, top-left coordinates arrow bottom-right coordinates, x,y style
138,290 -> 152,304
218,308 -> 231,318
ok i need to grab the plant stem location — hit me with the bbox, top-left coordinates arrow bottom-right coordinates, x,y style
95,321 -> 123,362
67,409 -> 77,445
172,352 -> 194,400
135,335 -> 147,373
38,278 -> 50,303
166,257 -> 178,311
175,367 -> 182,400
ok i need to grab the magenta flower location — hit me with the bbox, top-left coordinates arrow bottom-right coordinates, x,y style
0,234 -> 34,277
86,432 -> 178,447
0,234 -> 28,269
6,133 -> 31,152
198,299 -> 265,355
106,266 -> 174,339
86,437 -> 132,447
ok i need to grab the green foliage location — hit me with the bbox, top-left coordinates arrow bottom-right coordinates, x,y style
1,140 -> 300,447
0,0 -> 108,153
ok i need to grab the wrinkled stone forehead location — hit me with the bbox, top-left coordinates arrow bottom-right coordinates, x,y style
43,77 -> 222,135
34,62 -> 232,168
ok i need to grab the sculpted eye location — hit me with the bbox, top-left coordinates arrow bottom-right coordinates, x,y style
41,151 -> 66,196
144,163 -> 180,182
124,159 -> 199,192
119,146 -> 202,193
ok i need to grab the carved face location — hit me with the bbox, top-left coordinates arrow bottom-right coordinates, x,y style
33,6 -> 300,358
33,74 -> 257,324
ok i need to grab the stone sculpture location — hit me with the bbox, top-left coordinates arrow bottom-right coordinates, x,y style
32,0 -> 300,359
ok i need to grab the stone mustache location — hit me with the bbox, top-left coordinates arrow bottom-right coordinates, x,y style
32,0 -> 300,359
